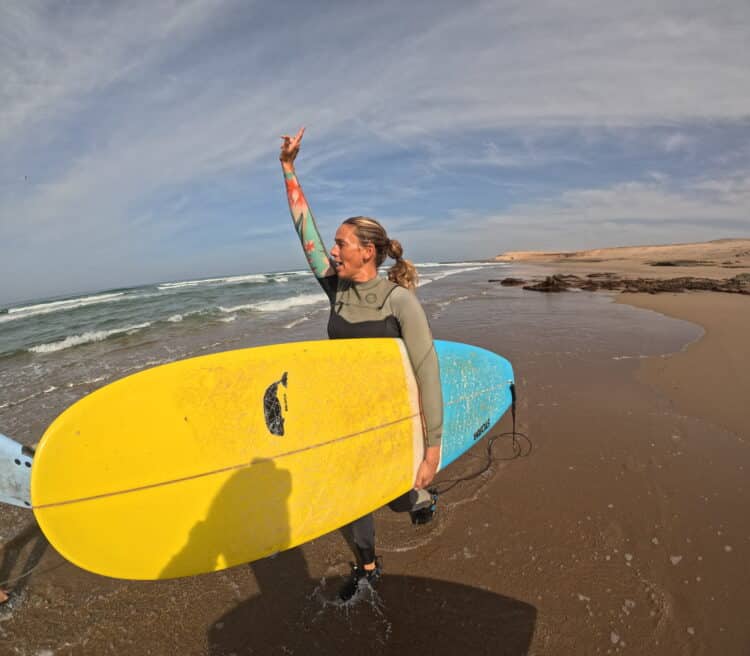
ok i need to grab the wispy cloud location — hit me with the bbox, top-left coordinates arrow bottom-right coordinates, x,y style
488,172 -> 750,249
1,1 -> 749,303
1,1 -> 226,141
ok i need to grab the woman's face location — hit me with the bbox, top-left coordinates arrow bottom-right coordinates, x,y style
330,223 -> 375,281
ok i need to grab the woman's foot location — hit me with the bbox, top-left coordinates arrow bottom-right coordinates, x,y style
338,557 -> 382,601
409,489 -> 439,525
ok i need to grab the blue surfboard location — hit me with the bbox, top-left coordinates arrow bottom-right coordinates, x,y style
434,341 -> 515,470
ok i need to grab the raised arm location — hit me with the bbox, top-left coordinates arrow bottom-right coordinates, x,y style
280,128 -> 334,279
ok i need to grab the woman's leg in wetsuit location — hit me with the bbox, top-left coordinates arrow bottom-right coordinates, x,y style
349,513 -> 376,566
349,489 -> 435,565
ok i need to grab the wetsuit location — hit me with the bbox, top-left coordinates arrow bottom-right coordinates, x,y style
283,168 -> 443,564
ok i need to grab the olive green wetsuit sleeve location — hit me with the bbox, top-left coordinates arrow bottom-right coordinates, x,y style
390,287 -> 443,448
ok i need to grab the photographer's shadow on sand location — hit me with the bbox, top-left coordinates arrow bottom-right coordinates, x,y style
157,459 -> 535,654
208,559 -> 536,656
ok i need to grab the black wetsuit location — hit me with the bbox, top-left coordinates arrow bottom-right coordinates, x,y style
318,273 -> 443,565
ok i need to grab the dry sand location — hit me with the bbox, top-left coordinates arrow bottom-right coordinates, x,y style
496,237 -> 750,281
2,240 -> 750,654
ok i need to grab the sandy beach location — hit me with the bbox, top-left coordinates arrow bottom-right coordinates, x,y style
489,239 -> 750,654
495,238 -> 750,281
1,240 -> 750,655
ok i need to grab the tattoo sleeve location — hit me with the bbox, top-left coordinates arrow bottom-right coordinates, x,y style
283,170 -> 334,278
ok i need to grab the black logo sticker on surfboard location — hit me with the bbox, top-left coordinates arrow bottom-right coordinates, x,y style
263,372 -> 288,436
473,418 -> 490,440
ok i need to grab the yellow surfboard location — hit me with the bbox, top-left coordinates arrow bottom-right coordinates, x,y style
32,339 -> 423,580
30,338 -> 515,581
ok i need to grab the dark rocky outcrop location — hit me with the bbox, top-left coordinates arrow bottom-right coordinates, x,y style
489,277 -> 526,286
494,273 -> 750,295
649,260 -> 712,267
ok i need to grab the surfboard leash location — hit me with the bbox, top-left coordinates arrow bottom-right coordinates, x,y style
433,381 -> 531,496
0,560 -> 46,589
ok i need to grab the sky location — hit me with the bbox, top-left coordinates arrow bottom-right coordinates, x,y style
1,0 -> 749,305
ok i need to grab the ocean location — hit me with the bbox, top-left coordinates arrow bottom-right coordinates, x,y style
0,262 -> 512,444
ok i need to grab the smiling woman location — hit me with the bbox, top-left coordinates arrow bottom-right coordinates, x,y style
279,127 -> 443,601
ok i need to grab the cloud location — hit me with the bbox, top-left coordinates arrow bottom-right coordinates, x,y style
1,1 -> 750,302
0,1 -> 227,142
661,133 -> 695,153
488,173 -> 750,248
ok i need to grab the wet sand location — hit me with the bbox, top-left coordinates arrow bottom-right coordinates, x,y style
2,251 -> 750,654
620,292 -> 749,440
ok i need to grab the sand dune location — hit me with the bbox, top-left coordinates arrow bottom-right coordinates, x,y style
496,238 -> 750,280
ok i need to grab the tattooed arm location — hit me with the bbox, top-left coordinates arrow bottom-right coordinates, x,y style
279,127 -> 335,279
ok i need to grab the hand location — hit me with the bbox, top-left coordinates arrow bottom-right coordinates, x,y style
280,126 -> 305,165
414,445 -> 440,489
414,459 -> 438,489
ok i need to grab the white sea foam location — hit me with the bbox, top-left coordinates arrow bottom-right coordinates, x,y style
432,295 -> 470,316
249,293 -> 327,313
219,303 -> 255,313
284,316 -> 310,329
419,267 -> 482,286
29,322 -> 152,354
416,261 -> 502,268
442,261 -> 506,267
66,376 -> 107,388
0,387 -> 57,408
157,274 -> 268,290
166,308 -> 209,323
221,292 -> 327,314
1,292 -> 126,323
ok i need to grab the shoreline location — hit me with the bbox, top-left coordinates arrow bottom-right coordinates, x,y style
493,237 -> 750,441
616,291 -> 749,442
494,237 -> 750,442
488,245 -> 750,653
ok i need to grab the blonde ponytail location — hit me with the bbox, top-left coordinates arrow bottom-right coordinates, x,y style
385,238 -> 418,290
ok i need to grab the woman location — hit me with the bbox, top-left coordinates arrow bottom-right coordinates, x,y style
280,127 -> 443,601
